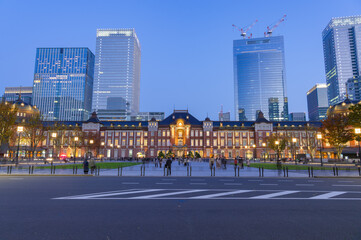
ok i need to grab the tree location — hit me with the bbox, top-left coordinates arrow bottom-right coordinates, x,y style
0,102 -> 17,157
348,104 -> 361,142
194,151 -> 201,159
304,124 -> 318,161
321,114 -> 353,160
166,150 -> 173,158
267,134 -> 288,161
23,113 -> 46,161
187,151 -> 194,158
85,132 -> 101,158
158,151 -> 165,159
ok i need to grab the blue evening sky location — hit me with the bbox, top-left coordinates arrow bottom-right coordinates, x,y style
0,0 -> 360,120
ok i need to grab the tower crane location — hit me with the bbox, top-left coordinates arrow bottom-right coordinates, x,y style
232,19 -> 258,39
264,15 -> 286,37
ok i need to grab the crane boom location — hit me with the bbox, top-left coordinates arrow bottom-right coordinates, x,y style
232,20 -> 258,39
265,14 -> 286,37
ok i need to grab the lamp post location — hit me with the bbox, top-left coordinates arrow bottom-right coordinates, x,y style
89,139 -> 94,158
292,138 -> 297,165
15,126 -> 24,164
317,133 -> 323,166
51,132 -> 57,160
252,144 -> 256,161
101,142 -> 105,160
275,140 -> 280,162
74,136 -> 79,163
262,142 -> 267,162
355,128 -> 361,164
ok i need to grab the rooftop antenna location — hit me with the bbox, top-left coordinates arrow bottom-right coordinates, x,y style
18,85 -> 22,100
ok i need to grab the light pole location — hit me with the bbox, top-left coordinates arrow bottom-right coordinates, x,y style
292,138 -> 297,165
15,126 -> 24,164
89,139 -> 94,158
355,128 -> 361,164
317,133 -> 323,166
252,144 -> 256,161
101,142 -> 105,160
275,140 -> 280,162
262,142 -> 267,162
74,136 -> 79,163
51,132 -> 57,160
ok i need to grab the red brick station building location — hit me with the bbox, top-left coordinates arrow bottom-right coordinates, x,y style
39,110 -> 325,160
9,95 -> 361,160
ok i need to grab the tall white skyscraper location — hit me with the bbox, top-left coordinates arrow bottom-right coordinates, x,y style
93,29 -> 141,119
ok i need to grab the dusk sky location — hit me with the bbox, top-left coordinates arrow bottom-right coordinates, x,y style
1,0 -> 361,120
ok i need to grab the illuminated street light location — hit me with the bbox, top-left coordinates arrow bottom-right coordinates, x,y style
317,133 -> 323,166
355,128 -> 361,164
15,126 -> 24,164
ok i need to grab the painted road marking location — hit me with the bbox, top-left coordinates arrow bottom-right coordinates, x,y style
132,190 -> 206,199
252,191 -> 299,199
296,184 -> 314,186
332,185 -> 361,187
122,182 -> 140,185
190,183 -> 207,185
219,179 -> 235,182
54,189 -> 361,200
338,181 -> 354,183
161,179 -> 177,181
308,180 -> 324,183
260,184 -> 278,186
278,180 -> 293,182
191,190 -> 252,199
156,182 -> 173,185
310,191 -> 346,199
224,183 -> 243,186
248,180 -> 263,182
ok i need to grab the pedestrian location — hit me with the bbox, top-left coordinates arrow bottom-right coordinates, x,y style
89,158 -> 96,174
166,158 -> 172,175
234,157 -> 238,168
223,157 -> 227,169
159,158 -> 162,168
83,158 -> 89,174
209,158 -> 214,169
240,157 -> 244,169
246,158 -> 250,167
155,158 -> 158,168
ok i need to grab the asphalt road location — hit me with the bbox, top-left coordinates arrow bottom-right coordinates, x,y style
1,176 -> 361,240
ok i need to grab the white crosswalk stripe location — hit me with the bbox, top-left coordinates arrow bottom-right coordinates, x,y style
53,189 -> 361,200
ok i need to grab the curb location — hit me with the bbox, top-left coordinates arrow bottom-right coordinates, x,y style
314,176 -> 361,179
0,174 -> 94,177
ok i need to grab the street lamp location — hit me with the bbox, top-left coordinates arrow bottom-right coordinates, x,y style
262,142 -> 267,162
51,132 -> 57,160
252,144 -> 256,160
355,128 -> 361,164
74,136 -> 79,163
317,133 -> 323,166
275,140 -> 280,162
15,126 -> 24,164
292,138 -> 297,164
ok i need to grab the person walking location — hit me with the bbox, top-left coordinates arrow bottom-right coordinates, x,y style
166,158 -> 172,176
83,158 -> 89,175
89,158 -> 96,174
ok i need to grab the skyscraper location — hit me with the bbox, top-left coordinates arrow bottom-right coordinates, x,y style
32,48 -> 95,121
233,36 -> 288,121
307,84 -> 329,121
289,112 -> 306,121
322,16 -> 361,106
2,87 -> 33,105
93,29 -> 141,119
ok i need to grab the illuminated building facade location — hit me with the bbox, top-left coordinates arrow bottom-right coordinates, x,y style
93,29 -> 141,118
322,16 -> 361,106
307,84 -> 329,121
233,36 -> 288,121
2,87 -> 33,105
32,48 -> 95,121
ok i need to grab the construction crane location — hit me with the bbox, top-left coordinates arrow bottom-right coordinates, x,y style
264,15 -> 286,37
232,19 -> 258,39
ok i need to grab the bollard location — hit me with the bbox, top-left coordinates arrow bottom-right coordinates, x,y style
234,166 -> 237,177
262,167 -> 264,177
163,166 -> 166,176
73,166 -> 75,175
283,167 -> 286,177
213,166 -> 216,176
259,167 -> 261,177
336,167 -> 338,176
32,166 -> 34,174
7,166 -> 9,174
118,167 -> 120,176
54,166 -> 56,175
333,167 -> 335,176
190,166 -> 192,176
10,166 -> 12,174
286,167 -> 289,177
143,165 -> 145,176
358,166 -> 361,176
211,167 -> 213,177
121,167 -> 123,176
308,167 -> 311,177
76,166 -> 78,175
29,166 -> 31,175
238,166 -> 240,177
98,166 -> 100,176
311,167 -> 314,178
51,166 -> 53,175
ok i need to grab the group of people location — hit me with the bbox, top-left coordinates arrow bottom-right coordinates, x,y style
82,158 -> 97,174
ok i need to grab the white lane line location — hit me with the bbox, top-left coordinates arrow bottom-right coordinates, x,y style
191,190 -> 252,199
54,189 -> 162,199
308,180 -> 324,183
101,197 -> 361,201
53,189 -> 137,199
260,184 -> 278,186
248,180 -> 263,182
220,179 -> 235,182
190,179 -> 205,181
278,180 -> 293,182
310,191 -> 346,199
190,183 -> 207,185
251,191 -> 299,199
131,190 -> 206,199
122,182 -> 140,185
224,183 -> 243,186
8,178 -> 24,180
332,185 -> 361,187
156,182 -> 173,185
161,179 -> 177,181
296,184 -> 314,186
338,181 -> 354,183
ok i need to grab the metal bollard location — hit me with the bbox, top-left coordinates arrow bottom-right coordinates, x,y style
234,166 -> 237,177
51,166 -> 53,175
29,166 -> 31,175
286,167 -> 289,177
311,167 -> 314,178
32,166 -> 34,174
336,167 -> 338,176
143,165 -> 145,176
283,167 -> 286,177
238,166 -> 240,177
213,166 -> 216,176
259,167 -> 261,177
333,167 -> 335,176
121,167 -> 123,176
140,166 -> 143,176
187,166 -> 189,176
308,167 -> 311,177
118,167 -> 120,176
211,167 -> 213,176
54,166 -> 56,175
163,166 -> 166,176
75,166 -> 78,175
98,166 -> 100,176
262,167 -> 264,177
358,166 -> 361,176
190,166 -> 192,176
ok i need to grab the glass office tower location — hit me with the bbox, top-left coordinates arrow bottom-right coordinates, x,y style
322,16 -> 361,106
93,29 -> 141,118
2,87 -> 33,105
307,84 -> 329,121
32,48 -> 95,121
233,36 -> 288,121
